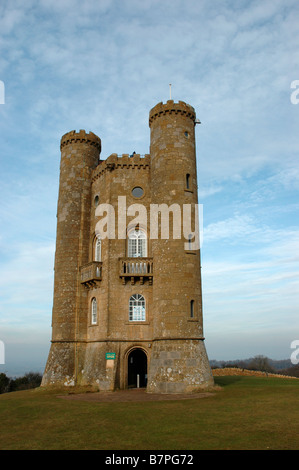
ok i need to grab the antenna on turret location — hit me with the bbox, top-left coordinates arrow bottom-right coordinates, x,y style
169,83 -> 172,100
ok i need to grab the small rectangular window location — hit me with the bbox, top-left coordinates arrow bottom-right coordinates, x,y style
188,234 -> 194,250
91,298 -> 97,324
190,300 -> 194,318
186,173 -> 190,189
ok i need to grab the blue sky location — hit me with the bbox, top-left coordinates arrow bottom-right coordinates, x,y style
0,0 -> 299,375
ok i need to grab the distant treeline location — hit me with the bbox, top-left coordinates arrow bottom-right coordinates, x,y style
0,372 -> 42,394
210,355 -> 299,377
1,356 -> 298,394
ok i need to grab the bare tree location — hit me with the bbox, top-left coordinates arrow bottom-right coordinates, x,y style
248,355 -> 275,374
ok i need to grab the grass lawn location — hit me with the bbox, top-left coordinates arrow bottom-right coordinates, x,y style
0,376 -> 298,450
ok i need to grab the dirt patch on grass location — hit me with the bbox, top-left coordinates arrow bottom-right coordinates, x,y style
58,388 -> 215,403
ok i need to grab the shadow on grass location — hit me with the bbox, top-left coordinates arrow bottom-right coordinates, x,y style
214,376 -> 243,387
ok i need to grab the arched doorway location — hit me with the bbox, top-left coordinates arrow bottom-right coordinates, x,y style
127,349 -> 147,388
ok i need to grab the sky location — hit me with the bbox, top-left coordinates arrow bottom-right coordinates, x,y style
0,0 -> 299,376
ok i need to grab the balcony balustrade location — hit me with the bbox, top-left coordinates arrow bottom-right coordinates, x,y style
119,257 -> 153,285
80,261 -> 102,288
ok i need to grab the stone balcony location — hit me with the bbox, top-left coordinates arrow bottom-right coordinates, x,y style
119,257 -> 153,285
80,261 -> 102,288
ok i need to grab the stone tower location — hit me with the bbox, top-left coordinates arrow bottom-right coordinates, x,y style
42,100 -> 214,392
147,101 -> 213,393
42,130 -> 101,386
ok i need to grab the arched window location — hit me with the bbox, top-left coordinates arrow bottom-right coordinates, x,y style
186,173 -> 190,189
128,229 -> 147,258
190,300 -> 195,318
129,294 -> 146,321
91,298 -> 97,324
95,237 -> 101,261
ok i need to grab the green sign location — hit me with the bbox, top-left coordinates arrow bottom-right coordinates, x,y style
106,352 -> 116,360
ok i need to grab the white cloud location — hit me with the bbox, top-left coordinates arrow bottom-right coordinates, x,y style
0,242 -> 54,327
201,207 -> 299,359
203,214 -> 260,243
198,185 -> 223,199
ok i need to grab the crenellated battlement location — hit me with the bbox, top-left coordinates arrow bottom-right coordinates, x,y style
92,152 -> 150,182
60,129 -> 102,151
149,100 -> 196,126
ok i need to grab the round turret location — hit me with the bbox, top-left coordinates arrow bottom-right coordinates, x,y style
60,130 -> 101,152
42,129 -> 101,387
147,100 -> 214,393
149,100 -> 196,126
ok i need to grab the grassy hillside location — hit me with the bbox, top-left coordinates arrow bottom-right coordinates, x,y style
0,376 -> 298,450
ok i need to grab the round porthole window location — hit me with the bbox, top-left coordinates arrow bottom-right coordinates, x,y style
132,186 -> 144,198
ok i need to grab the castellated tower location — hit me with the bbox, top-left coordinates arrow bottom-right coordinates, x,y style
42,130 -> 101,386
147,101 -> 213,393
42,100 -> 214,392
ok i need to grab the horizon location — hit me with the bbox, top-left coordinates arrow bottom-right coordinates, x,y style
0,0 -> 299,377
1,344 -> 295,379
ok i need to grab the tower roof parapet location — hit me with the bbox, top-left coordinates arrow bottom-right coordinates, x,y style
60,129 -> 101,151
92,153 -> 150,182
149,100 -> 196,126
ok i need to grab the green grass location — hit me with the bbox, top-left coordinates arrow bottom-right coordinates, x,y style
0,376 -> 298,450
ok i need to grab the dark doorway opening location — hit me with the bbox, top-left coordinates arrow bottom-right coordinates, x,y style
128,349 -> 147,388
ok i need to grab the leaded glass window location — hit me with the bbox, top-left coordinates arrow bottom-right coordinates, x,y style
128,229 -> 147,257
129,294 -> 146,321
